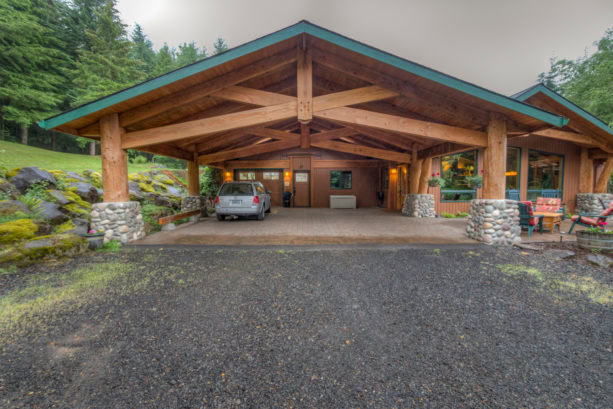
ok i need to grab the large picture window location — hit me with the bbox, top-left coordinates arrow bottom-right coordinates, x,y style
505,147 -> 521,200
330,170 -> 352,189
527,150 -> 563,201
440,150 -> 477,201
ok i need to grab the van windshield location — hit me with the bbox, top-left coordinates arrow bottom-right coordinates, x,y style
219,183 -> 253,196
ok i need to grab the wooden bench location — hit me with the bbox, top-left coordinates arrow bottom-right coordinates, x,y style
158,209 -> 201,226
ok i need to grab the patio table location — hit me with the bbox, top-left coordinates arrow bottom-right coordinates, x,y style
534,212 -> 562,233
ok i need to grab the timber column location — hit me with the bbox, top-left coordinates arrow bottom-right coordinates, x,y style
402,152 -> 435,217
578,154 -> 613,212
181,151 -> 206,217
90,113 -> 145,243
466,113 -> 520,245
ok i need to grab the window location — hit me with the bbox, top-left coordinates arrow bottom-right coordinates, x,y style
440,150 -> 477,201
330,170 -> 352,189
527,150 -> 563,201
506,147 -> 521,189
238,171 -> 255,181
219,183 -> 253,196
263,171 -> 279,180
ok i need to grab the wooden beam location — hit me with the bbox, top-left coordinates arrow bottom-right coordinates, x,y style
158,210 -> 201,226
310,127 -> 360,142
211,85 -> 295,106
310,140 -> 411,163
595,156 -> 613,193
249,127 -> 299,141
300,123 -> 311,149
417,157 -> 432,194
482,113 -> 507,199
198,138 -> 300,164
418,142 -> 468,160
187,150 -> 200,196
312,86 -> 398,112
579,147 -> 594,194
314,107 -> 488,147
588,148 -> 609,160
531,128 -> 601,147
342,123 -> 414,151
122,102 -> 297,149
297,48 -> 312,123
137,144 -> 192,161
99,114 -> 129,202
409,150 -> 421,194
119,49 -> 296,127
78,122 -> 100,137
225,160 -> 291,169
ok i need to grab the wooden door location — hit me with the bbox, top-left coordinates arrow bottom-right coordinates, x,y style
293,171 -> 310,207
256,170 -> 283,206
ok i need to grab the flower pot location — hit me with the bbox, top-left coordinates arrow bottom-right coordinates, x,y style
80,233 -> 105,250
576,230 -> 613,250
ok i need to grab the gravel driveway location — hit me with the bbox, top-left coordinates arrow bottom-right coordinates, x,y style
1,244 -> 611,408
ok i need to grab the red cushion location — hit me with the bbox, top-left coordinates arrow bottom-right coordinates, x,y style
528,216 -> 540,226
571,215 -> 599,226
536,197 -> 561,207
600,207 -> 613,217
519,201 -> 534,216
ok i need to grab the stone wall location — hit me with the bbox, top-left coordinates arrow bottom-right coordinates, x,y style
401,194 -> 436,217
466,199 -> 521,245
181,195 -> 207,216
576,193 -> 613,214
91,201 -> 145,244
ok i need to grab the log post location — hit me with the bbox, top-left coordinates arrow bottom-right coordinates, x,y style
595,155 -> 613,193
409,150 -> 421,194
187,150 -> 200,196
297,47 -> 312,123
578,147 -> 594,193
482,113 -> 506,199
417,157 -> 432,194
300,123 -> 311,149
99,113 -> 129,202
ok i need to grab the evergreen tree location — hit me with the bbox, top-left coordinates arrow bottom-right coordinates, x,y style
0,0 -> 73,144
176,41 -> 206,68
153,43 -> 176,76
213,37 -> 229,55
71,0 -> 145,106
130,23 -> 156,78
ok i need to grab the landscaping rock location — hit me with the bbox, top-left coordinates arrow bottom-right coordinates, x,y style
544,249 -> 575,260
153,195 -> 173,208
66,171 -> 87,182
38,201 -> 69,224
46,189 -> 70,205
0,218 -> 38,244
69,182 -> 99,203
10,167 -> 56,193
0,177 -> 17,198
166,186 -> 182,196
0,200 -> 29,215
56,218 -> 89,235
128,182 -> 144,201
586,254 -> 613,268
0,233 -> 88,267
513,243 -> 542,251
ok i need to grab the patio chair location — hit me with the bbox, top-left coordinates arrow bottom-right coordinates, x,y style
506,189 -> 520,201
535,197 -> 567,220
568,205 -> 613,234
518,201 -> 543,237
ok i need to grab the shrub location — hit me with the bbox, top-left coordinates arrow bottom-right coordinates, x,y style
99,240 -> 121,252
441,212 -> 456,218
132,155 -> 148,164
141,203 -> 173,233
456,211 -> 469,218
200,167 -> 221,198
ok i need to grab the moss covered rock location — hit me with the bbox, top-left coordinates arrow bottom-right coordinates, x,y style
88,171 -> 102,188
138,182 -> 155,193
0,200 -> 30,215
0,233 -> 88,267
0,219 -> 38,244
6,168 -> 21,179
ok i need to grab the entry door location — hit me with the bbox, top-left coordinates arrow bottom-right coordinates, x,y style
293,171 -> 310,207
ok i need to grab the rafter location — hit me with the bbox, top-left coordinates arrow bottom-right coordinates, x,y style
211,85 -> 295,106
122,102 -> 297,149
199,138 -> 300,164
311,140 -> 411,163
314,106 -> 488,147
417,142 -> 469,160
310,127 -> 360,141
531,128 -> 613,153
297,47 -> 312,123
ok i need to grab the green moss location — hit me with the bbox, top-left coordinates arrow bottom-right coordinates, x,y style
129,173 -> 149,183
6,168 -> 21,179
62,190 -> 92,209
55,220 -> 76,234
63,203 -> 90,216
152,181 -> 168,192
88,171 -> 102,188
0,219 -> 38,244
498,264 -> 545,281
0,233 -> 87,267
154,174 -> 174,185
139,182 -> 155,193
48,169 -> 68,180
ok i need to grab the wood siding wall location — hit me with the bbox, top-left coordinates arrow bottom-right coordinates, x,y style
312,167 -> 379,207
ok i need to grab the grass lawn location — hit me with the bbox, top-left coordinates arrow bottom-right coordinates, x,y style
0,141 -> 159,174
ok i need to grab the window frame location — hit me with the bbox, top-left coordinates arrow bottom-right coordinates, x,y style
330,170 -> 352,190
439,149 -> 478,203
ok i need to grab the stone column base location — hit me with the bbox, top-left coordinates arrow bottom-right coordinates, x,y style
91,201 -> 145,244
466,199 -> 520,245
401,194 -> 436,217
181,195 -> 206,216
576,193 -> 613,214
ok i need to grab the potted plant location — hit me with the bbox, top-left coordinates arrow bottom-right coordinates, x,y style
427,173 -> 444,188
466,175 -> 483,189
577,222 -> 613,250
80,229 -> 105,250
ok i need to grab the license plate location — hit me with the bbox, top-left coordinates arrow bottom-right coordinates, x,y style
230,200 -> 241,206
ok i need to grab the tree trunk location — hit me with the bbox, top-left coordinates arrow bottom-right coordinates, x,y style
89,141 -> 96,155
20,123 -> 28,145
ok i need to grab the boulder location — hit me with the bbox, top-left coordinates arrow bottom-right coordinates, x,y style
0,219 -> 39,244
129,182 -> 144,201
166,186 -> 182,196
38,200 -> 69,224
66,171 -> 87,182
0,200 -> 29,215
586,254 -> 613,268
0,178 -> 17,198
69,182 -> 99,203
153,195 -> 173,207
10,167 -> 56,193
47,190 -> 70,205
0,233 -> 88,267
56,218 -> 89,235
544,249 -> 575,260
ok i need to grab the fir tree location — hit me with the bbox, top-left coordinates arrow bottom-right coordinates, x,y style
213,37 -> 229,55
130,23 -> 156,78
153,43 -> 176,76
176,41 -> 206,68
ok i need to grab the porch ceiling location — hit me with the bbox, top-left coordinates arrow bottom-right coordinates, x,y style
40,21 -> 580,164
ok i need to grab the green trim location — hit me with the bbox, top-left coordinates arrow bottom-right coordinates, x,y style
39,20 -> 568,130
513,84 -> 613,136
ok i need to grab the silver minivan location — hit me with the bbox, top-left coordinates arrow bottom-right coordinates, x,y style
215,181 -> 271,221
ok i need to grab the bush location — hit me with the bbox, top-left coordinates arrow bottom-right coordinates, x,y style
132,155 -> 148,164
200,167 -> 221,198
441,212 -> 456,218
152,155 -> 186,169
141,203 -> 173,233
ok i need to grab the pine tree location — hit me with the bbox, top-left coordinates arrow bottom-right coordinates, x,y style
153,43 -> 177,76
0,0 -> 73,144
71,0 -> 145,106
176,42 -> 206,68
130,23 -> 156,78
213,37 -> 229,55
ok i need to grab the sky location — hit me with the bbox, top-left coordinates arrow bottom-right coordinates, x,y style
116,0 -> 613,95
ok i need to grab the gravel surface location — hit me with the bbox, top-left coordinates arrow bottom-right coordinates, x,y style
0,244 -> 611,408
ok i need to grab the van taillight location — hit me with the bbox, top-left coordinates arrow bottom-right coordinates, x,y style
214,196 -> 219,204
253,196 -> 260,204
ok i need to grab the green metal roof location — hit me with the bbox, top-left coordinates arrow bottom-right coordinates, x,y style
513,83 -> 613,136
39,20 -> 568,130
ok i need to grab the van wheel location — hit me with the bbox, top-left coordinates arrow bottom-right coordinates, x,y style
216,214 -> 224,221
265,203 -> 271,213
258,209 -> 265,221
